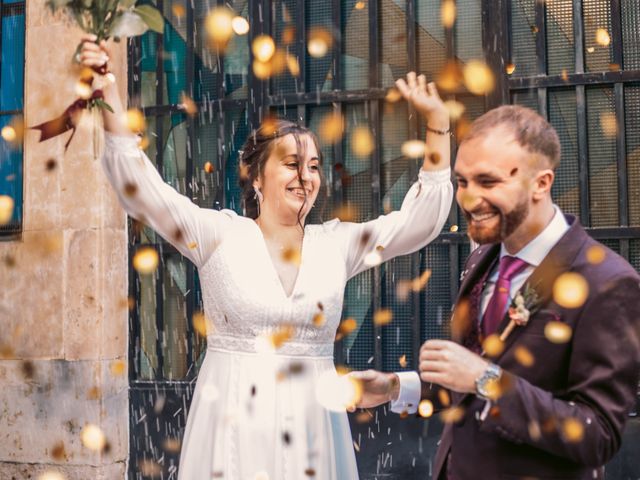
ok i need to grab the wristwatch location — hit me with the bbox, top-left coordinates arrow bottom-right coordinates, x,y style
475,363 -> 503,400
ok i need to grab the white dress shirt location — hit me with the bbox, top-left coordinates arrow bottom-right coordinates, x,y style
390,206 -> 570,413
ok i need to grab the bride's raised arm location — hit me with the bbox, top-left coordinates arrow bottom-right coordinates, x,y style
333,73 -> 454,280
80,35 -> 234,268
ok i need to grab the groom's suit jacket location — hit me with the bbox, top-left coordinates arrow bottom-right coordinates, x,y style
430,215 -> 640,480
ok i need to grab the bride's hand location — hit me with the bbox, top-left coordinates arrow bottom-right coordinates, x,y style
77,34 -> 111,70
396,72 -> 449,131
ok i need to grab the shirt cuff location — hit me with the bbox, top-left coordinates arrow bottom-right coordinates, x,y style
104,131 -> 141,154
389,371 -> 421,414
417,167 -> 451,186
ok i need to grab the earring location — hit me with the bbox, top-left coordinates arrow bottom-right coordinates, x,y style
253,186 -> 263,203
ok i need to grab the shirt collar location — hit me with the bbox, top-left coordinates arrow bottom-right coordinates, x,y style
499,205 -> 570,268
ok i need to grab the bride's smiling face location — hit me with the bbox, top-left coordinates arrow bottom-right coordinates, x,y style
254,133 -> 322,223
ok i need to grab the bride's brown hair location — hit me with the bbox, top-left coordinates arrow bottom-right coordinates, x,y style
239,119 -> 326,224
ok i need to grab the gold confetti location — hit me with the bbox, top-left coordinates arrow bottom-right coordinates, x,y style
162,437 -> 181,453
401,139 -> 426,158
187,242 -> 198,250
355,1 -> 366,9
514,345 -> 535,367
562,417 -> 585,442
51,441 -> 67,461
373,308 -> 393,326
444,99 -> 465,120
0,195 -> 15,225
1,126 -> 16,142
332,203 -> 358,222
396,280 -> 412,301
231,16 -> 250,35
418,400 -> 434,418
38,472 -> 66,480
286,54 -> 300,76
586,245 -> 606,264
305,468 -> 317,476
438,389 -> 451,407
338,318 -> 358,335
74,81 -> 92,100
180,92 -> 198,117
411,269 -> 432,292
312,313 -> 325,327
110,360 -> 126,376
440,406 -> 465,423
436,61 -> 463,92
282,247 -> 301,266
138,460 -> 162,477
482,334 -> 505,357
351,126 -> 375,157
205,7 -> 234,48
528,420 -> 542,440
252,35 -> 276,62
586,46 -> 595,53
283,26 -> 296,44
398,354 -> 407,368
506,63 -> 516,75
192,311 -> 209,337
463,60 -> 495,95
270,325 -> 295,349
595,28 -> 610,46
385,87 -> 402,103
80,424 -> 107,452
319,112 -> 345,144
132,247 -> 159,275
599,112 -> 617,137
123,108 -> 146,133
449,225 -> 459,232
204,161 -> 215,173
553,272 -> 589,309
171,4 -> 185,18
544,321 -> 572,344
441,0 -> 456,28
561,69 -> 569,81
307,27 -> 332,58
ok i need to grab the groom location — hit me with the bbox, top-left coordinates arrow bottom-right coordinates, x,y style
352,105 -> 640,479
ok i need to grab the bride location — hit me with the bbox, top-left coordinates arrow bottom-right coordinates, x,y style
80,35 -> 453,479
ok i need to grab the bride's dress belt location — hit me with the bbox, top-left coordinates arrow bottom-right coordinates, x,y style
207,334 -> 334,358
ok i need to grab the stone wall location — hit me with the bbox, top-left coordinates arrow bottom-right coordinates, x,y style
0,2 -> 129,478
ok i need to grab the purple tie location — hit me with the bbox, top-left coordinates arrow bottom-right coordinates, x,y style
482,256 -> 530,336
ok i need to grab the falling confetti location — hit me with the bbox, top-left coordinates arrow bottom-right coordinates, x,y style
338,318 -> 358,335
132,247 -> 159,275
401,139 -> 426,158
553,272 -> 589,309
449,225 -> 459,232
505,63 -> 516,75
123,108 -> 146,133
307,27 -> 333,58
138,460 -> 162,477
586,46 -> 595,53
232,16 -> 250,35
544,321 -> 572,344
319,112 -> 345,144
252,35 -> 276,62
1,126 -> 16,142
599,112 -> 617,137
441,0 -> 456,28
192,311 -> 209,337
398,354 -> 407,368
436,61 -> 463,92
355,1 -> 366,9
372,308 -> 393,326
418,399 -> 434,418
463,60 -> 495,95
363,250 -> 383,267
315,369 -> 362,411
45,158 -> 58,172
74,81 -> 92,100
351,127 -> 375,157
282,247 -> 302,266
514,345 -> 535,367
482,334 -> 505,357
286,54 -> 300,76
385,88 -> 402,103
162,437 -> 181,453
180,92 -> 198,117
80,424 -> 107,452
595,28 -> 611,46
444,99 -> 465,120
586,245 -> 606,264
395,280 -> 412,301
204,162 -> 215,173
562,417 -> 585,442
312,313 -> 325,327
332,204 -> 358,222
110,360 -> 126,376
528,420 -> 542,440
205,7 -> 234,49
0,196 -> 15,225
438,389 -> 451,407
171,4 -> 185,18
270,325 -> 295,349
440,406 -> 465,423
412,269 -> 432,292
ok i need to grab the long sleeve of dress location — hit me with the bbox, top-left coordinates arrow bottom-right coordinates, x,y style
101,133 -> 235,268
331,168 -> 453,280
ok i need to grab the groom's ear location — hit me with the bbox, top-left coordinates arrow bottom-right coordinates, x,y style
532,168 -> 554,201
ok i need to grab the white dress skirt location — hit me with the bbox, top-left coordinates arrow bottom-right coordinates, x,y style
101,133 -> 453,480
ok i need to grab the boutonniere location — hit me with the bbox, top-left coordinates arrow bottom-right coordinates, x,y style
500,282 -> 541,342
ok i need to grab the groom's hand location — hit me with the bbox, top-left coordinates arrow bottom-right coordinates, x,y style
347,370 -> 400,412
419,340 -> 489,394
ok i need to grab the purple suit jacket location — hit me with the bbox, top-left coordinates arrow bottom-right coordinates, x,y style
429,215 -> 640,480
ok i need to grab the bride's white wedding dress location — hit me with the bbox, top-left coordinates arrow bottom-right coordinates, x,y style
102,133 -> 453,479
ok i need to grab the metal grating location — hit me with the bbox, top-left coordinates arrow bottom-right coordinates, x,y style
546,0 -> 575,76
421,244 -> 452,342
548,88 -> 581,218
625,84 -> 640,226
630,239 -> 640,271
586,85 -> 618,227
583,0 -> 613,73
342,0 -> 369,90
223,0 -> 250,99
271,0 -> 298,95
416,0 -> 446,81
512,89 -> 539,112
455,0 -> 483,62
307,104 -> 337,225
379,0 -> 407,88
622,0 -> 640,70
306,0 -> 334,92
511,0 -> 537,77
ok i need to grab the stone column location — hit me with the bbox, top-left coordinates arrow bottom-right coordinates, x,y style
0,2 -> 129,478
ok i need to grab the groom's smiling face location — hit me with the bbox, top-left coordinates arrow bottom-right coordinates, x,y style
454,126 -> 535,245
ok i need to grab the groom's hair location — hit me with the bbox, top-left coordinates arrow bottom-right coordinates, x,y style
462,105 -> 561,170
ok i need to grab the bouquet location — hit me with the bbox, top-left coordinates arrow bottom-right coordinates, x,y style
33,0 -> 163,153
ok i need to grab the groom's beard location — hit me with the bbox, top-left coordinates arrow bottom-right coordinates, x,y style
464,198 -> 529,245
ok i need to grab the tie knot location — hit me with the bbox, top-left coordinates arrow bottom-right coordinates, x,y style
498,255 -> 529,281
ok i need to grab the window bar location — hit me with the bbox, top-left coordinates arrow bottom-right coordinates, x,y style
295,0 -> 306,94
129,244 -> 141,382
611,0 -> 629,259
333,101 -> 345,366
573,0 -> 590,225
248,0 -> 267,129
215,0 -> 227,210
332,0 -> 342,91
184,0 -> 196,373
533,0 -> 548,118
155,248 -> 165,380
